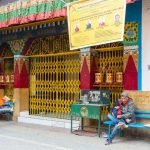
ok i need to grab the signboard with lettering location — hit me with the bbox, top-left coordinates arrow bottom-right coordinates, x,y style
67,0 -> 126,50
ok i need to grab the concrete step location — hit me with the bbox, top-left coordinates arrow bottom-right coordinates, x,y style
18,112 -> 80,129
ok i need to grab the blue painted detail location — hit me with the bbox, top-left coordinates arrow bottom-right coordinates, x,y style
136,114 -> 150,119
135,110 -> 150,114
103,120 -> 115,125
104,109 -> 150,137
126,1 -> 142,90
128,123 -> 145,128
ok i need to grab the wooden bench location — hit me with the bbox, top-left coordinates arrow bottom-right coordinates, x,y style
103,110 -> 150,137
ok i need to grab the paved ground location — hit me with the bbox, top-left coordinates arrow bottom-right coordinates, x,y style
0,120 -> 149,150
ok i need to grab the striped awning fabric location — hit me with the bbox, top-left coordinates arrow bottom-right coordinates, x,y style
126,0 -> 137,4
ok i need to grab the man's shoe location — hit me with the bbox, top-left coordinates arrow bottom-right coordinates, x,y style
105,139 -> 112,145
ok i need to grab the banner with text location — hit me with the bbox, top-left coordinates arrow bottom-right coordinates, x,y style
68,0 -> 126,50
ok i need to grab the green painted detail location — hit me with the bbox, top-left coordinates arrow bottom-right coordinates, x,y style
28,5 -> 38,15
124,22 -> 138,46
71,104 -> 101,119
45,2 -> 52,12
8,39 -> 26,55
53,0 -> 63,11
0,13 -> 7,22
7,10 -> 18,21
80,106 -> 88,117
71,103 -> 108,137
38,3 -> 46,13
0,0 -> 70,24
21,8 -> 28,17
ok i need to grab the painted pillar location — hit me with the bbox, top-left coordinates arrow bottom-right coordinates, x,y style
80,47 -> 96,90
80,47 -> 97,130
124,1 -> 142,90
13,55 -> 29,119
0,58 -> 4,97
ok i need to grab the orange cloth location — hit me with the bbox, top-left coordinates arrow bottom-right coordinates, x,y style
0,98 -> 4,106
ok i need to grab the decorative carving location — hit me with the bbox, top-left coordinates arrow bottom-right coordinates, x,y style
124,22 -> 138,46
26,33 -> 70,56
0,43 -> 13,57
8,39 -> 26,55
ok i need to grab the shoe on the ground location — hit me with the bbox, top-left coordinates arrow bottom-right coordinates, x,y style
102,131 -> 108,138
105,139 -> 112,145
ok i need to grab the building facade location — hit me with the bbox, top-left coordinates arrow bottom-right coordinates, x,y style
0,0 -> 149,129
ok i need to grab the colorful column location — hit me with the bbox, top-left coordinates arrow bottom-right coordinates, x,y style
80,47 -> 96,130
0,58 -> 4,97
80,47 -> 96,90
13,55 -> 29,119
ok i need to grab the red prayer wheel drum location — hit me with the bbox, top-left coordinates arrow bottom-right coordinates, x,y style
0,75 -> 4,83
5,75 -> 10,83
106,73 -> 113,83
10,75 -> 14,82
95,73 -> 103,84
116,72 -> 123,83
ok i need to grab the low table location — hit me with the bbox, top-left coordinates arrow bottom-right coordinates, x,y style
71,103 -> 109,137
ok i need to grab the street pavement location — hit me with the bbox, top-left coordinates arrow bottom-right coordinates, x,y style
0,120 -> 149,150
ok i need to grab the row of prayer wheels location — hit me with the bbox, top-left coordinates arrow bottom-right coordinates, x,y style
0,75 -> 14,83
95,72 -> 123,84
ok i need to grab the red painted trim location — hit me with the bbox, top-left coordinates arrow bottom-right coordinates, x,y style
0,21 -> 8,28
126,0 -> 137,4
53,8 -> 67,18
28,14 -> 37,22
80,57 -> 90,90
44,11 -> 52,19
20,16 -> 29,24
14,61 -> 29,88
36,12 -> 45,21
124,55 -> 138,90
21,39 -> 34,55
8,17 -> 19,26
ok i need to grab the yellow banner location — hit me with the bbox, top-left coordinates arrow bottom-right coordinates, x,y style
67,0 -> 126,50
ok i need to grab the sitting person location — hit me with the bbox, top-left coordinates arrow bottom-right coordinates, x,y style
111,100 -> 128,128
105,91 -> 136,145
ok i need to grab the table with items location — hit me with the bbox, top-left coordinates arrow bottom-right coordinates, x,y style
70,90 -> 110,137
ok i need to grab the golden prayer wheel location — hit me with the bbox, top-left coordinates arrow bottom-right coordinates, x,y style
95,73 -> 103,84
5,75 -> 10,83
0,75 -> 4,83
10,75 -> 14,83
106,73 -> 113,83
116,72 -> 123,83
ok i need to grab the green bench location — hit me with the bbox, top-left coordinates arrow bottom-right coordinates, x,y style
103,110 -> 150,137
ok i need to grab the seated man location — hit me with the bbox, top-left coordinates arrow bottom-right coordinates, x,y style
105,91 -> 136,145
111,100 -> 128,128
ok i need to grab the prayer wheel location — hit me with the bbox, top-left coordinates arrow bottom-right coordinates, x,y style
106,73 -> 113,83
95,73 -> 103,84
5,75 -> 10,83
116,72 -> 123,83
0,75 -> 4,83
10,75 -> 14,82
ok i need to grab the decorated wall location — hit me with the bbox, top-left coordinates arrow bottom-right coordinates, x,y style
124,0 -> 142,90
0,0 -> 68,28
